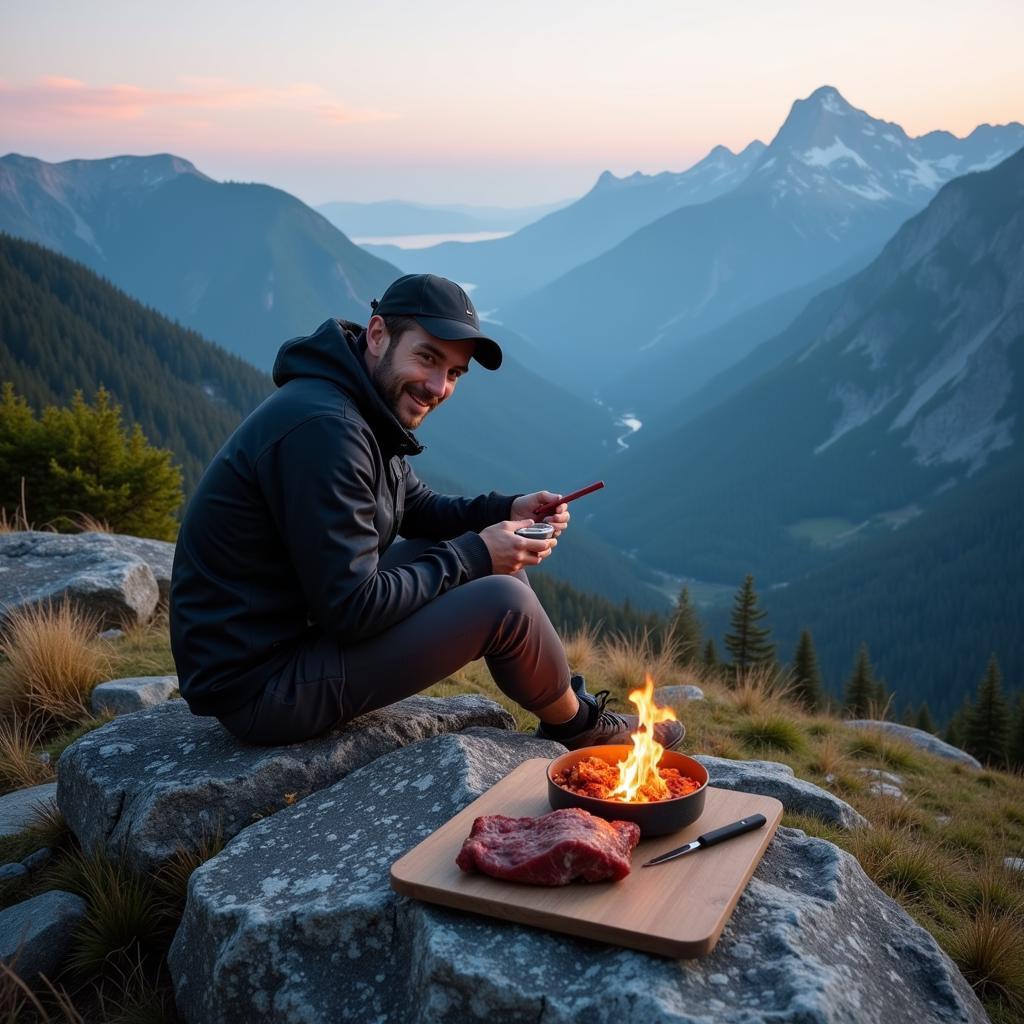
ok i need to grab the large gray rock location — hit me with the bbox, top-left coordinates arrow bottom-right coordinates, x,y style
169,731 -> 985,1024
90,675 -> 178,716
97,533 -> 175,604
655,684 -> 705,704
844,721 -> 982,769
0,782 -> 57,838
57,695 -> 516,873
0,890 -> 88,979
695,754 -> 868,830
0,531 -> 159,629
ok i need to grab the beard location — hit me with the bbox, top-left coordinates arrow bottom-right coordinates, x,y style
370,345 -> 439,429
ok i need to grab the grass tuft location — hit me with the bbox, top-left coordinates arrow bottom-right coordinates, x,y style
845,729 -> 921,771
945,904 -> 1024,1014
46,850 -> 167,978
727,664 -> 799,716
0,716 -> 55,793
599,626 -> 681,695
808,733 -> 849,779
0,601 -> 110,724
561,623 -> 600,676
152,828 -> 225,922
849,829 -> 952,904
734,713 -> 806,754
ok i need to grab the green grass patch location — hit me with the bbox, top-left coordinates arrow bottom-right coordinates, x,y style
734,714 -> 806,754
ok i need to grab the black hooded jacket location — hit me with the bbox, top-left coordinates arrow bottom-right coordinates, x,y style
169,318 -> 514,716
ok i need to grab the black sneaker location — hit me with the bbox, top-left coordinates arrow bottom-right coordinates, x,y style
535,675 -> 684,752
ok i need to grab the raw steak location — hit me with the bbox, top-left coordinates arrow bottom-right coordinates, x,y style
455,807 -> 641,885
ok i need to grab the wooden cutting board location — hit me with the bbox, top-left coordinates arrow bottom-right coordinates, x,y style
390,757 -> 783,958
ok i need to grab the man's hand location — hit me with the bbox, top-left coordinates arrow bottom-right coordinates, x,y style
480,519 -> 557,574
510,491 -> 570,538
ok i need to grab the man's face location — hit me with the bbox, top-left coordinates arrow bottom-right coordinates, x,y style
370,322 -> 474,430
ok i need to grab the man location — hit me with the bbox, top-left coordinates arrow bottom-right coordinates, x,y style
169,273 -> 683,751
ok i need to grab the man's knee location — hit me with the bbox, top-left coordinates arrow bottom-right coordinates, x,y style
471,573 -> 539,617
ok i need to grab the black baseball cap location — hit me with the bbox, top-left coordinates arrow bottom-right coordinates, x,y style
370,273 -> 503,370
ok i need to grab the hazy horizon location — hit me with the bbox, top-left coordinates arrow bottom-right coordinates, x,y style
3,0 -> 1023,206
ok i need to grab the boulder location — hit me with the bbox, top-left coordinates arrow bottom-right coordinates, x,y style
654,684 -> 705,704
856,768 -> 907,801
90,675 -> 178,716
844,721 -> 982,769
95,533 -> 175,604
57,695 -> 516,873
1004,857 -> 1023,872
0,782 -> 57,838
0,890 -> 88,979
0,531 -> 159,629
169,733 -> 985,1024
695,754 -> 868,829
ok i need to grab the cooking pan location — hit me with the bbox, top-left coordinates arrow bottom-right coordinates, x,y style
547,745 -> 708,837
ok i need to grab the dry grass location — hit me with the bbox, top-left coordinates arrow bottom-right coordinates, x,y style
66,513 -> 113,534
0,601 -> 110,724
561,623 -> 600,676
599,625 -> 682,696
945,904 -> 1024,1013
808,732 -> 850,779
848,828 -> 954,905
0,960 -> 84,1024
0,716 -> 55,792
726,664 -> 800,716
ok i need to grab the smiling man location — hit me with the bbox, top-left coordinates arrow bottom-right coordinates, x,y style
169,273 -> 683,751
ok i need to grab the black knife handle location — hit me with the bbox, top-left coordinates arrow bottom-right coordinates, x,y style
697,814 -> 767,848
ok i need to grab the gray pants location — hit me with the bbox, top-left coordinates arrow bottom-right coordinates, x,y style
217,538 -> 571,745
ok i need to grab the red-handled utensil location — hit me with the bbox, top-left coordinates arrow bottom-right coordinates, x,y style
533,480 -> 604,519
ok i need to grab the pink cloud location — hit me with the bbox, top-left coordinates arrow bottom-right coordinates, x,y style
0,76 -> 396,127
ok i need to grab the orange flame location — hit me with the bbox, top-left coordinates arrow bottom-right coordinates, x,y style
608,674 -> 677,803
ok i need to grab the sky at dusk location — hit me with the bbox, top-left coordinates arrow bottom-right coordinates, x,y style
3,0 -> 1022,206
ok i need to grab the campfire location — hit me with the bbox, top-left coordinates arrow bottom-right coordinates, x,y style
552,676 -> 700,803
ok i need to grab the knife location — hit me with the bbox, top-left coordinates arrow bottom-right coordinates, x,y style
641,814 -> 768,867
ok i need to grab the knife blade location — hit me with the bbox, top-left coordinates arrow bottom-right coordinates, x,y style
641,813 -> 768,867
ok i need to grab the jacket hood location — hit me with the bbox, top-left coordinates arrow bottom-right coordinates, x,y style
272,318 -> 423,457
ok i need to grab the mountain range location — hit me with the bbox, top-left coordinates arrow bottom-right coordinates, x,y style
591,146 -> 1024,712
316,198 -> 569,238
595,144 -> 1024,577
367,141 -> 767,310
502,86 -> 1024,400
0,153 -> 400,370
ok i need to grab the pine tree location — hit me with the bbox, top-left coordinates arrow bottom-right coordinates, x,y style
723,574 -> 775,676
843,643 -> 876,718
703,638 -> 719,671
0,384 -> 183,540
790,628 -> 823,711
671,586 -> 703,666
964,655 -> 1010,767
915,702 -> 936,735
900,705 -> 915,727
